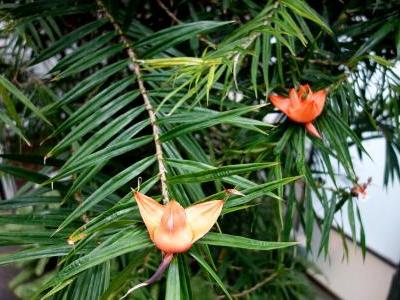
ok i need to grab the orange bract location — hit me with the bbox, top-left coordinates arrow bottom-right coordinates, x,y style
269,84 -> 327,138
134,191 -> 223,254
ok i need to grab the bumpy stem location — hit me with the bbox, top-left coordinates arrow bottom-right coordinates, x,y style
97,0 -> 169,203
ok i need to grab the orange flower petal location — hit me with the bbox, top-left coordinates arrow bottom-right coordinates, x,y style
269,94 -> 290,114
311,89 -> 326,117
297,84 -> 311,99
289,88 -> 300,106
153,201 -> 193,253
134,191 -> 164,240
185,200 -> 224,243
287,100 -> 319,123
305,122 -> 321,138
269,85 -> 327,125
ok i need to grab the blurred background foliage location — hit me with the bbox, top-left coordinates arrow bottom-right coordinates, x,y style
0,0 -> 399,299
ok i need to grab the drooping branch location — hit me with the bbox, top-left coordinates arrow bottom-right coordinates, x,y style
96,0 -> 169,204
156,0 -> 216,49
217,272 -> 278,299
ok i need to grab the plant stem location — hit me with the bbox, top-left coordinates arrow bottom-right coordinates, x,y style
156,0 -> 216,49
217,272 -> 278,299
97,0 -> 169,204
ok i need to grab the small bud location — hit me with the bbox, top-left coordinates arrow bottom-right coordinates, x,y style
224,188 -> 245,196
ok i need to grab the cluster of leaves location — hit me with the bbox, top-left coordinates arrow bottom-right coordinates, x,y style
0,0 -> 399,299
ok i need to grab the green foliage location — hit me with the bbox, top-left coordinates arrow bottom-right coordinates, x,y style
0,0 -> 399,299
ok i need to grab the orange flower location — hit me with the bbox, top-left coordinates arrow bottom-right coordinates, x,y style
269,84 -> 327,138
134,191 -> 224,254
351,177 -> 372,199
121,192 -> 224,297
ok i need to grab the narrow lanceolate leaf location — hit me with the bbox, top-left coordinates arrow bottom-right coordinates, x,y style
51,32 -> 115,73
200,232 -> 298,250
46,93 -> 141,158
160,104 -> 266,142
135,21 -> 233,57
0,195 -> 60,210
42,229 -> 151,290
42,60 -> 129,113
54,44 -> 124,79
159,106 -> 273,130
30,19 -> 107,65
61,107 -> 146,167
46,136 -> 153,183
0,245 -> 72,266
66,262 -> 110,300
60,121 -> 150,199
167,162 -> 278,184
0,75 -> 52,126
0,111 -> 31,146
0,154 -> 63,167
224,176 -> 301,208
56,156 -> 156,232
166,258 -> 181,300
0,84 -> 22,126
0,230 -> 66,245
353,21 -> 395,58
0,163 -> 49,183
190,251 -> 232,300
318,195 -> 337,256
44,77 -> 134,140
280,0 -> 332,34
166,158 -> 257,189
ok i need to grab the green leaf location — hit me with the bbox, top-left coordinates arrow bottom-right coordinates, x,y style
0,111 -> 31,146
55,44 -> 124,79
68,262 -> 110,300
166,258 -> 181,300
166,158 -> 258,189
280,0 -> 332,34
347,198 -> 357,244
0,75 -> 52,126
190,251 -> 232,300
200,232 -> 298,250
43,60 -> 129,113
318,194 -> 337,256
160,104 -> 266,142
0,245 -> 72,266
46,92 -> 141,158
356,205 -> 366,259
0,230 -> 67,245
41,229 -> 152,291
0,195 -> 60,210
55,156 -> 156,232
353,21 -> 395,58
51,32 -> 115,73
251,37 -> 261,97
0,163 -> 48,184
168,162 -> 278,184
224,176 -> 301,208
44,77 -> 133,140
47,136 -> 152,183
30,19 -> 107,65
206,64 -> 216,104
61,108 -> 146,168
135,21 -> 232,57
0,84 -> 22,127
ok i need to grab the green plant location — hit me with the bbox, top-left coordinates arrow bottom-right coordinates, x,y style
0,0 -> 399,299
